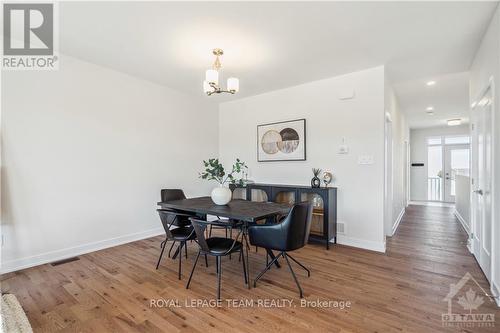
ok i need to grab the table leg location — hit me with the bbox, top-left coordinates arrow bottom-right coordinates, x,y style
243,225 -> 251,289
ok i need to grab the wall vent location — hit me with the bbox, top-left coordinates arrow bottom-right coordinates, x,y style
337,222 -> 345,234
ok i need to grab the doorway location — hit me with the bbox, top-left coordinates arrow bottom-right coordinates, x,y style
426,136 -> 470,202
470,86 -> 493,282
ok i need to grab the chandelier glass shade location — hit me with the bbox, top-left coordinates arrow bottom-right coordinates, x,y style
203,49 -> 239,96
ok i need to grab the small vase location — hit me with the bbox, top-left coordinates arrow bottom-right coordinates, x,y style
211,185 -> 232,205
311,176 -> 321,188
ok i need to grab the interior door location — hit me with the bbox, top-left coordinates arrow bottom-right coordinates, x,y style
471,87 -> 493,281
443,144 -> 470,203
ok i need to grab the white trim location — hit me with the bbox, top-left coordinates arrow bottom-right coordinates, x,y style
491,281 -> 500,307
336,235 -> 386,253
391,208 -> 405,236
454,209 -> 470,236
0,227 -> 164,274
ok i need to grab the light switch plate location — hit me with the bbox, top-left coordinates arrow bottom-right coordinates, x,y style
338,145 -> 349,154
358,155 -> 374,165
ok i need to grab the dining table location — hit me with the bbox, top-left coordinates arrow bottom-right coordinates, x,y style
157,196 -> 291,287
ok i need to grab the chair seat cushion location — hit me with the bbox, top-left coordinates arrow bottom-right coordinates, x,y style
206,237 -> 242,255
170,226 -> 195,240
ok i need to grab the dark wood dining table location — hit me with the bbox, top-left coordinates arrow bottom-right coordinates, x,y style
157,197 -> 291,287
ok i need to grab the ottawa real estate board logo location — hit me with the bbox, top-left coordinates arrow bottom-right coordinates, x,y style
2,2 -> 58,70
442,272 -> 495,328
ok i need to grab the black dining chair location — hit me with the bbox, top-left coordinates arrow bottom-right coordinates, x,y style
248,202 -> 313,298
160,189 -> 193,227
186,218 -> 247,300
159,189 -> 198,256
156,209 -> 205,279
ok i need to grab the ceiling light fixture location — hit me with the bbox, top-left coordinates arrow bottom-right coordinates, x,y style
426,106 -> 434,111
447,119 -> 462,126
203,49 -> 239,96
426,81 -> 436,86
426,111 -> 434,116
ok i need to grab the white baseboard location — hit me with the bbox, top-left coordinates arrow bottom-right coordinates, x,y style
0,227 -> 164,274
391,208 -> 405,236
492,281 -> 500,307
336,235 -> 386,253
453,209 -> 470,235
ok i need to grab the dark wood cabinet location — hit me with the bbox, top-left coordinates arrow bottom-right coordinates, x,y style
246,183 -> 337,249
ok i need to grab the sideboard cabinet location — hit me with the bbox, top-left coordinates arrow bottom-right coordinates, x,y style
245,183 -> 337,249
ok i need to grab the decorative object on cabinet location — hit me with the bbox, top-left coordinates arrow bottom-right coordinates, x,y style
322,171 -> 333,187
311,168 -> 321,188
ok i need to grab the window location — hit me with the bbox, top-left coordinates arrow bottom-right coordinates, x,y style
427,137 -> 442,145
445,136 -> 470,145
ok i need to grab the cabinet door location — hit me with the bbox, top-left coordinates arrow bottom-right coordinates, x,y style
272,187 -> 297,205
299,191 -> 326,237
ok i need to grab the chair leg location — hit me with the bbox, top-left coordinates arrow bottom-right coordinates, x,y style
283,253 -> 304,298
253,252 -> 283,287
205,254 -> 209,267
184,241 -> 188,259
168,241 -> 176,258
160,240 -> 166,249
186,250 -> 201,289
229,228 -> 232,260
155,239 -> 167,269
178,242 -> 183,280
216,256 -> 222,300
241,248 -> 248,285
209,225 -> 213,237
286,253 -> 310,277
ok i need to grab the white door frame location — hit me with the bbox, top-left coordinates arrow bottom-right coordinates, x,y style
470,77 -> 496,287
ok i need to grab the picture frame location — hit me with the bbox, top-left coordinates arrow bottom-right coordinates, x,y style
257,119 -> 306,162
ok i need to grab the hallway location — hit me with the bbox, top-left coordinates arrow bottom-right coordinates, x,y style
1,205 -> 498,332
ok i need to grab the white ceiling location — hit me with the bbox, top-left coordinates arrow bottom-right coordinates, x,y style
393,71 -> 471,129
57,1 -> 497,127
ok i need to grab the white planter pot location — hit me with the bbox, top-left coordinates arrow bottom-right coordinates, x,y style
211,186 -> 232,205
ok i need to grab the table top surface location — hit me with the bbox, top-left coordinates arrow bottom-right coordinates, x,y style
157,197 -> 291,222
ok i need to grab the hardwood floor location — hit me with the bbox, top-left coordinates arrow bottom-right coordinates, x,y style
1,205 -> 499,332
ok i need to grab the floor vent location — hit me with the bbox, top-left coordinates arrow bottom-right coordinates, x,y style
50,257 -> 80,266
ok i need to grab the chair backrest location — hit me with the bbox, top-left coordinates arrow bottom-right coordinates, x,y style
161,189 -> 186,202
189,219 -> 210,253
280,202 -> 313,251
157,209 -> 178,238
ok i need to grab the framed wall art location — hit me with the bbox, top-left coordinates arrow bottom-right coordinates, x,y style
257,119 -> 306,162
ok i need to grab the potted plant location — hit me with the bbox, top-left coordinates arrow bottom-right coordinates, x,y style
199,158 -> 248,205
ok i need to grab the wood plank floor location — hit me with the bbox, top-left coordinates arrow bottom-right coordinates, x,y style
2,205 -> 499,332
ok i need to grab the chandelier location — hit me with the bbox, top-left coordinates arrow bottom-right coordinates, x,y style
203,49 -> 239,96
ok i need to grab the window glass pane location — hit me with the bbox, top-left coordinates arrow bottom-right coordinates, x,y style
451,149 -> 470,174
445,136 -> 470,145
427,137 -> 442,145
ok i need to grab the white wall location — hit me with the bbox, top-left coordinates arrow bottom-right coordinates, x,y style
469,3 -> 500,304
384,81 -> 409,236
455,174 -> 471,234
409,125 -> 470,201
219,66 -> 386,252
1,55 -> 219,273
